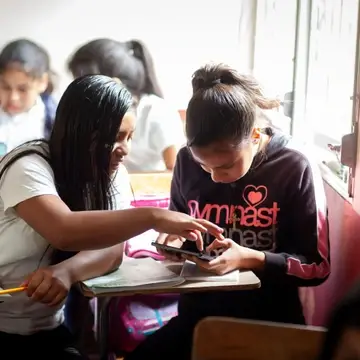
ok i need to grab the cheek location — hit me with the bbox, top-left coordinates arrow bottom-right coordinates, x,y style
0,88 -> 8,102
21,90 -> 38,106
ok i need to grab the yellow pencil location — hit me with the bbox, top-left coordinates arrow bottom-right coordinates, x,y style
0,286 -> 27,295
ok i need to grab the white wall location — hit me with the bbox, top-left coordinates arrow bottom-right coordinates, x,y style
0,0 -> 256,109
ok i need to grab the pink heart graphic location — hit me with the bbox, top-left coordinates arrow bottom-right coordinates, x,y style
248,191 -> 263,205
243,185 -> 268,207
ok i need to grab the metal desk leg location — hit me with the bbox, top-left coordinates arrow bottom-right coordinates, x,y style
96,296 -> 116,360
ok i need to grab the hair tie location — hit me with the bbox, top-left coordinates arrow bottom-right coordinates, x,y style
212,79 -> 221,85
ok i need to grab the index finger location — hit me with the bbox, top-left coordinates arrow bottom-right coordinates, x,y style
26,271 -> 45,297
193,219 -> 224,239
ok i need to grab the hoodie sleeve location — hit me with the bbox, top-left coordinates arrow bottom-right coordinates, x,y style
262,158 -> 330,287
169,150 -> 188,214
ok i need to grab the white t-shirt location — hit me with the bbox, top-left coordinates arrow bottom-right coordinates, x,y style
0,143 -> 131,334
0,98 -> 46,155
123,94 -> 185,173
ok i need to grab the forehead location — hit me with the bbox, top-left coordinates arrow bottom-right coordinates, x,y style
118,112 -> 136,133
0,67 -> 33,86
190,140 -> 243,168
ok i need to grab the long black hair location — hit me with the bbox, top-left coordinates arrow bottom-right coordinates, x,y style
0,75 -> 133,212
318,280 -> 360,359
68,38 -> 163,99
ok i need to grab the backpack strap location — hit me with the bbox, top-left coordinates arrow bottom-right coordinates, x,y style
40,94 -> 57,140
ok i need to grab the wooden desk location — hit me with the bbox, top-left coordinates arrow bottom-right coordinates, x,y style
129,172 -> 172,195
86,262 -> 260,360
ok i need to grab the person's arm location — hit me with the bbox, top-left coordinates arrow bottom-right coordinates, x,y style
0,155 -> 222,252
52,243 -> 125,284
259,161 -> 330,287
162,145 -> 178,171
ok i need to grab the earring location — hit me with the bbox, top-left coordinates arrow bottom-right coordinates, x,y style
252,134 -> 260,144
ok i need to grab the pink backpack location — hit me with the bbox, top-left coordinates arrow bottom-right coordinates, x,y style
109,294 -> 178,353
107,193 -> 179,354
130,194 -> 170,209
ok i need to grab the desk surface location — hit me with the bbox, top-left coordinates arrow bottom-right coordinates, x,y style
82,262 -> 261,298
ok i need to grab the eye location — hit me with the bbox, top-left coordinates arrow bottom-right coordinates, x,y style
0,84 -> 10,91
127,131 -> 134,141
221,163 -> 236,170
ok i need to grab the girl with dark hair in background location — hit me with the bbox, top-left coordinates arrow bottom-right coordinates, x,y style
318,280 -> 360,360
68,38 -> 185,173
0,75 -> 222,359
125,64 -> 330,360
0,39 -> 57,154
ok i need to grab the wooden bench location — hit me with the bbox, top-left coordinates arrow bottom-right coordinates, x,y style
192,317 -> 326,360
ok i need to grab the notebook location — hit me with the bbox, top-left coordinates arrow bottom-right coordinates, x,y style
180,260 -> 239,282
81,257 -> 185,295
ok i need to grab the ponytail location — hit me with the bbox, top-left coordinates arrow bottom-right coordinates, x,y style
126,40 -> 164,98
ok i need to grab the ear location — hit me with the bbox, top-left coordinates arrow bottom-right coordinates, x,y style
37,73 -> 49,93
251,127 -> 261,143
112,77 -> 122,84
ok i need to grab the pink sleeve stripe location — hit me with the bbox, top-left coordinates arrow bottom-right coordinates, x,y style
287,210 -> 330,279
286,156 -> 330,279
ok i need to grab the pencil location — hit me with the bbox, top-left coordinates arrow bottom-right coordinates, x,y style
0,286 -> 27,295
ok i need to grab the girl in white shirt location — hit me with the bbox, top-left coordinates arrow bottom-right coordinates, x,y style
0,75 -> 222,359
0,39 -> 57,154
68,38 -> 185,173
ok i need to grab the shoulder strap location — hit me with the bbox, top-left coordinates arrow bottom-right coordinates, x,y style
0,142 -> 50,180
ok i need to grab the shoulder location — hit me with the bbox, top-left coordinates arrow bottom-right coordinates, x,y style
284,139 -> 320,175
174,146 -> 205,179
113,164 -> 130,189
1,152 -> 54,183
0,146 -> 58,210
112,164 -> 132,209
271,137 -> 323,193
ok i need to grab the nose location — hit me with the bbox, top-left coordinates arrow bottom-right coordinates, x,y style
9,90 -> 20,103
210,170 -> 225,183
113,141 -> 129,157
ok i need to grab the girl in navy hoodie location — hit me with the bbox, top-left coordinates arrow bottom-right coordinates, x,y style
125,64 -> 330,360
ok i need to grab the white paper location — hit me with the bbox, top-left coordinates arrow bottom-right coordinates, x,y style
82,257 -> 184,290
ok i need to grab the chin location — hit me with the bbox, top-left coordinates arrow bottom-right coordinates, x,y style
5,108 -> 22,116
110,162 -> 123,174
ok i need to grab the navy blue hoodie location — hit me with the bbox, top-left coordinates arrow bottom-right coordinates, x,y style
171,132 -> 330,324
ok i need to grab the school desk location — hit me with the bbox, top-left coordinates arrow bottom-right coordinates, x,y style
81,261 -> 260,360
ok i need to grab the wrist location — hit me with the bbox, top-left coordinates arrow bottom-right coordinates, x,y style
149,207 -> 166,230
242,249 -> 266,271
51,263 -> 77,285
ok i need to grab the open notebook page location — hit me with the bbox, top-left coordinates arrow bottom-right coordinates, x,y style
81,257 -> 185,294
180,260 -> 239,282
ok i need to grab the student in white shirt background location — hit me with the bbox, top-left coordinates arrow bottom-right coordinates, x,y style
0,74 -> 222,359
68,38 -> 185,173
0,39 -> 57,155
